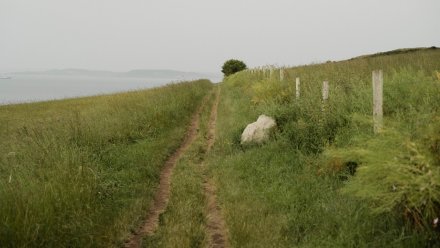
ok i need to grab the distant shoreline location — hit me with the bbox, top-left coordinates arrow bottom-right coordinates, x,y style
7,68 -> 221,79
0,75 -> 221,106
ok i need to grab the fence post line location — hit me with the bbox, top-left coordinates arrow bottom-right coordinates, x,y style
295,77 -> 300,99
372,70 -> 383,134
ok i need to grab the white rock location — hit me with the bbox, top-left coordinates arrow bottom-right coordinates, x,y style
241,115 -> 277,145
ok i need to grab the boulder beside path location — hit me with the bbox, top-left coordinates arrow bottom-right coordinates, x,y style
241,115 -> 277,145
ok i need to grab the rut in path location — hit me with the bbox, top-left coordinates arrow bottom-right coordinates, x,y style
124,94 -> 207,248
203,87 -> 229,248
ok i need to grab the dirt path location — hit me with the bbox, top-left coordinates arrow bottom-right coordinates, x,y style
124,87 -> 228,248
125,94 -> 207,248
203,87 -> 229,248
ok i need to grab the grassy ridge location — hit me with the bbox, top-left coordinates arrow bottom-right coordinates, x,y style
0,80 -> 212,247
206,49 -> 440,247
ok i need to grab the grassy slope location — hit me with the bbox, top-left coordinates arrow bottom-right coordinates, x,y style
0,80 -> 212,247
207,49 -> 440,247
143,87 -> 218,248
1,48 -> 438,248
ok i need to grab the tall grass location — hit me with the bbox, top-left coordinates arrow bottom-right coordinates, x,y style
206,48 -> 440,247
0,80 -> 212,247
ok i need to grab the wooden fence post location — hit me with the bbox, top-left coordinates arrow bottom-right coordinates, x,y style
322,81 -> 329,101
322,80 -> 329,113
296,77 -> 300,99
372,70 -> 383,134
280,69 -> 285,81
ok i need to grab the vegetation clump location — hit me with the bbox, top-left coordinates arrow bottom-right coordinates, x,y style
221,59 -> 247,77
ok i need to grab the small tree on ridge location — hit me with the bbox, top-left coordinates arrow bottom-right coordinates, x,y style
222,59 -> 247,77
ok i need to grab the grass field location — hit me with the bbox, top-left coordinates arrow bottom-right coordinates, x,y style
1,48 -> 439,248
0,80 -> 212,247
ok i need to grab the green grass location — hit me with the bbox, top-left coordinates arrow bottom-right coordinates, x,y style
2,48 -> 439,248
204,48 -> 440,247
0,80 -> 212,247
142,87 -> 218,248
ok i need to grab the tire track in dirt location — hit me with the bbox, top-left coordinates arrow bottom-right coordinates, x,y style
125,94 -> 209,248
203,87 -> 229,248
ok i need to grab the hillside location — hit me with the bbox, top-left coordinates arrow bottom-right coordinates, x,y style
129,47 -> 440,247
0,48 -> 439,247
198,48 -> 440,247
0,80 -> 213,247
348,46 -> 438,60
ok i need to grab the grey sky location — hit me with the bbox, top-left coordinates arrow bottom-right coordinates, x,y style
1,0 -> 439,73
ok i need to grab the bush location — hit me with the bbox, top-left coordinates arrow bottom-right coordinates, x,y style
340,131 -> 440,233
222,59 -> 247,77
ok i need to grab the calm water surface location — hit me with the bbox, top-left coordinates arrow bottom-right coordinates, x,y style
0,75 -> 220,105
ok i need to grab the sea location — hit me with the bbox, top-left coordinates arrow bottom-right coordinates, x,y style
0,74 -> 221,105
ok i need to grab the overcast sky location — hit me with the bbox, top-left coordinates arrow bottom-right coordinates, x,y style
1,0 -> 439,73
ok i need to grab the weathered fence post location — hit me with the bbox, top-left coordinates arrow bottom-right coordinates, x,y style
322,80 -> 329,113
280,69 -> 285,81
322,81 -> 329,101
269,67 -> 274,79
295,77 -> 300,99
372,70 -> 383,134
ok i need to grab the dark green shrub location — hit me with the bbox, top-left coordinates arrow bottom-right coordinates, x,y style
222,59 -> 247,77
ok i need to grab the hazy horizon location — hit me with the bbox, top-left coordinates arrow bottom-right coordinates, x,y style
4,68 -> 221,75
1,0 -> 439,73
